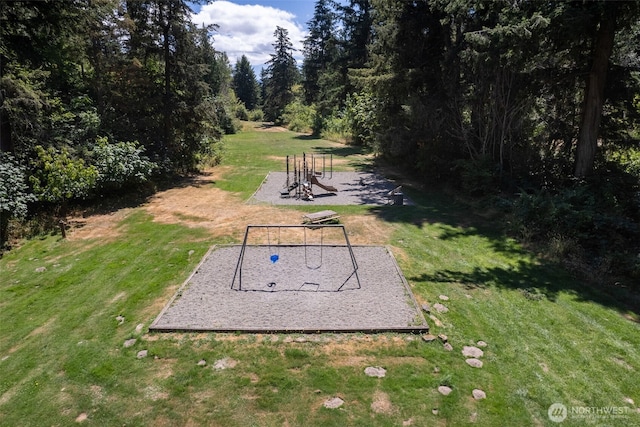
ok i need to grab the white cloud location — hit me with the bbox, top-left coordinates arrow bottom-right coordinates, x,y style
191,1 -> 307,70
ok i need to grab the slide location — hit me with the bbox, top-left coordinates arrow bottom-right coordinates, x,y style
310,175 -> 338,193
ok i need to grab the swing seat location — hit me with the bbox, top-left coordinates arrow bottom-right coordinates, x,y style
303,210 -> 340,224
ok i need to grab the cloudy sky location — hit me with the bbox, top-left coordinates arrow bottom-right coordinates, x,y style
191,1 -> 318,71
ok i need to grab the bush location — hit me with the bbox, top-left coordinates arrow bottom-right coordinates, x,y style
454,156 -> 499,196
508,177 -> 639,281
234,103 -> 249,121
343,92 -> 378,147
320,111 -> 349,142
281,101 -> 316,133
92,137 -> 156,192
0,154 -> 35,247
30,146 -> 98,209
248,109 -> 264,122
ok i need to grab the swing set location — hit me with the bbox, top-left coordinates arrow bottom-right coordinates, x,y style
231,224 -> 360,292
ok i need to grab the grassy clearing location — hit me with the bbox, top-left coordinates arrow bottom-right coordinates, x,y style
1,122 -> 639,426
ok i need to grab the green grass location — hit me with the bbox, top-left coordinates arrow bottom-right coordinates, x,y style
1,122 -> 639,426
217,122 -> 371,198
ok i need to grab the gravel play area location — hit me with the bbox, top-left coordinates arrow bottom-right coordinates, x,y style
250,171 -> 409,205
150,245 -> 429,333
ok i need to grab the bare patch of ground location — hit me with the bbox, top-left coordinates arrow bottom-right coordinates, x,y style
67,167 -> 306,242
371,389 -> 396,415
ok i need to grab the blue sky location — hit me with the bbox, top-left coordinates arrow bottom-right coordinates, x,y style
191,1 -> 319,70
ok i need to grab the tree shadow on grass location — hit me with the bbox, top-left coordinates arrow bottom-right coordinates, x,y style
368,187 -> 640,319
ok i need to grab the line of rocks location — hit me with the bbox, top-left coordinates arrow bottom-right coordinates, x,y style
422,295 -> 488,406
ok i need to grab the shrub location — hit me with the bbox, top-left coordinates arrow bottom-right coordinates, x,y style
30,146 -> 98,209
343,92 -> 377,147
281,101 -> 316,133
248,109 -> 264,122
508,177 -> 639,281
320,111 -> 349,142
234,103 -> 249,121
454,156 -> 499,196
92,137 -> 156,192
0,154 -> 35,247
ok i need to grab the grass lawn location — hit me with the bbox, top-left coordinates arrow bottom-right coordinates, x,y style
1,122 -> 639,426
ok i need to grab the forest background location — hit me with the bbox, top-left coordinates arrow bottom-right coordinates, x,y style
1,0 -> 639,284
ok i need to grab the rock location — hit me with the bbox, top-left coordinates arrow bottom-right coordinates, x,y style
476,340 -> 488,347
472,389 -> 486,400
294,337 -> 307,343
35,267 -> 46,273
623,397 -> 634,405
115,315 -> 125,325
432,408 -> 439,415
462,346 -> 484,358
75,412 -> 88,423
364,366 -> 386,378
197,359 -> 207,366
465,358 -> 483,368
422,334 -> 437,343
438,334 -> 448,343
421,303 -> 431,313
443,343 -> 453,351
402,418 -> 414,426
433,367 -> 440,373
433,303 -> 449,313
213,357 -> 237,370
428,315 -> 443,327
136,350 -> 148,359
135,323 -> 144,333
323,397 -> 344,409
123,338 -> 137,348
437,385 -> 453,396
438,295 -> 449,301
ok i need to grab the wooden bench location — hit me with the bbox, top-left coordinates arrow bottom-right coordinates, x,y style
302,210 -> 340,224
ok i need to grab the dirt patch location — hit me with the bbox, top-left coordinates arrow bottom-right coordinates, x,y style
67,168 -> 306,242
67,208 -> 133,242
256,123 -> 289,132
344,215 -> 394,245
142,170 -> 305,239
371,389 -> 396,415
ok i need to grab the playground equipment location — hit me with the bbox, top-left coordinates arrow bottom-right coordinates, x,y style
280,153 -> 337,200
231,224 -> 361,292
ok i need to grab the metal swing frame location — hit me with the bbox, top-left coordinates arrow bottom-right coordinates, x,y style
231,224 -> 360,292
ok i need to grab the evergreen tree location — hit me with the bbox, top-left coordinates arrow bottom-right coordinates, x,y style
233,55 -> 260,110
263,26 -> 299,124
302,0 -> 339,109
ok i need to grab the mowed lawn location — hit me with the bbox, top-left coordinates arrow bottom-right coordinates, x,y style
1,122 -> 639,426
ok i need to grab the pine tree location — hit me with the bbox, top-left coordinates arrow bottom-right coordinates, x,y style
233,55 -> 260,110
263,26 -> 299,123
302,0 -> 339,108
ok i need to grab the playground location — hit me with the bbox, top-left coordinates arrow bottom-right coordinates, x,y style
250,153 -> 408,205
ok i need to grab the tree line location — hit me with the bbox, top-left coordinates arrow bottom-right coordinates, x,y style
245,0 -> 640,282
2,0 -> 640,282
